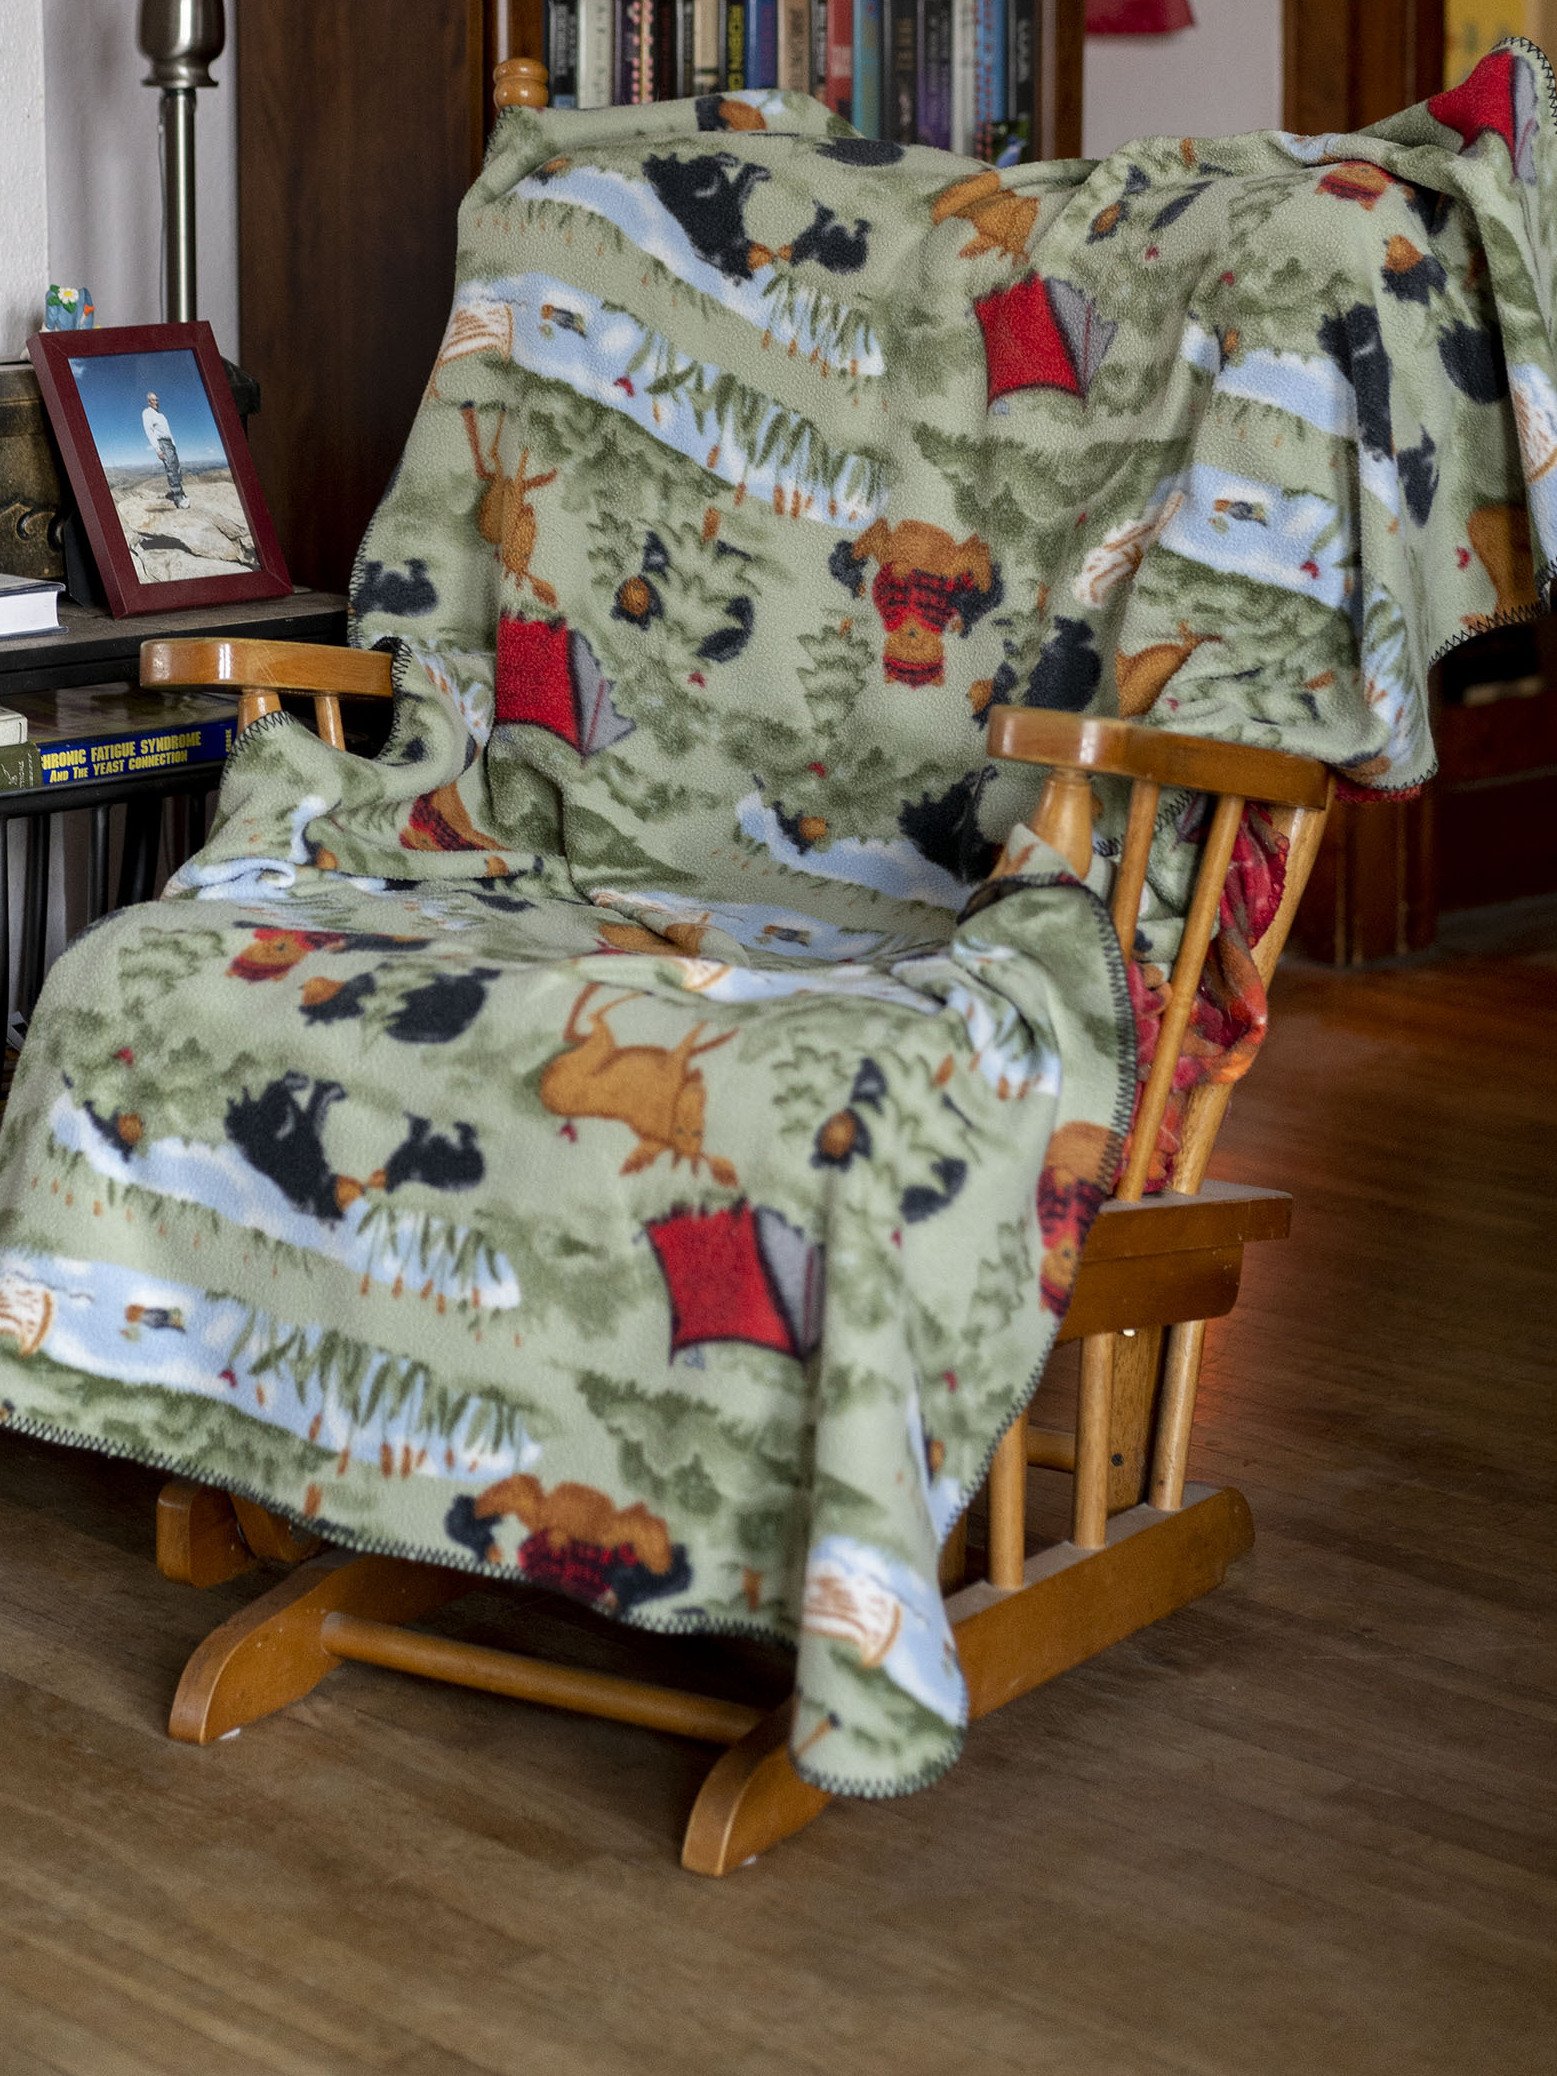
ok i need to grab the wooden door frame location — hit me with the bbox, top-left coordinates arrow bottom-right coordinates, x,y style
1284,0 -> 1445,133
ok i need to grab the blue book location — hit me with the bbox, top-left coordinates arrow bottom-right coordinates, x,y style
746,0 -> 778,87
853,0 -> 882,139
0,685 -> 239,792
917,0 -> 951,149
974,0 -> 1004,159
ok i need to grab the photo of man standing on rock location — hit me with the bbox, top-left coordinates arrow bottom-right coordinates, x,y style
64,345 -> 262,585
141,388 -> 190,509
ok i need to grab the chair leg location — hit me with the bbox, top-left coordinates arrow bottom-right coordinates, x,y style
937,1513 -> 969,1593
156,1479 -> 323,1585
157,1480 -> 259,1587
987,1418 -> 1028,1588
230,1494 -> 325,1566
1106,1326 -> 1166,1510
1072,1334 -> 1115,1548
681,1699 -> 833,1875
1148,1318 -> 1208,1512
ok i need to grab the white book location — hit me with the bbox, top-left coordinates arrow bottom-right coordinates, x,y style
951,0 -> 976,155
0,572 -> 63,641
694,0 -> 721,92
578,0 -> 615,107
0,706 -> 26,746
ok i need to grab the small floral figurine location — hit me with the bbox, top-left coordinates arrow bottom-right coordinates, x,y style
44,285 -> 94,332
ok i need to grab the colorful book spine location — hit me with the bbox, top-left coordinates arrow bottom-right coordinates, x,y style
917,0 -> 951,148
853,0 -> 882,138
747,0 -> 778,86
693,0 -> 721,91
579,0 -> 616,105
887,0 -> 917,141
616,0 -> 642,100
654,0 -> 681,94
723,0 -> 748,87
812,0 -> 829,93
0,715 -> 237,794
778,0 -> 811,92
547,0 -> 581,106
1007,0 -> 1034,153
973,0 -> 1004,158
950,0 -> 974,153
824,0 -> 853,120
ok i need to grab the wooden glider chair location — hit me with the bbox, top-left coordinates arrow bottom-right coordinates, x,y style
141,624 -> 1331,1875
138,53 -> 1335,1874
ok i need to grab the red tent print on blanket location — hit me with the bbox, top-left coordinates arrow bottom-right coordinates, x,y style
1428,49 -> 1538,183
495,615 -> 635,754
646,1202 -> 824,1360
974,274 -> 1118,406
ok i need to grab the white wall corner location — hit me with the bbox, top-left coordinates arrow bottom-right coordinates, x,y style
43,0 -> 240,353
0,0 -> 50,358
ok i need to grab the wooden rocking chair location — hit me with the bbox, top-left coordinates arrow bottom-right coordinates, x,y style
142,55 -> 1335,1875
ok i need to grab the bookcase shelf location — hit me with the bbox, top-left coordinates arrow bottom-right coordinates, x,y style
528,0 -> 1083,160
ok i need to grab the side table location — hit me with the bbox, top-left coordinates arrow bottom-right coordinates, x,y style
0,589 -> 348,1048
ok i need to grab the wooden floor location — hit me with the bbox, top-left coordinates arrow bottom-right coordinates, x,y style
1,902 -> 1553,2076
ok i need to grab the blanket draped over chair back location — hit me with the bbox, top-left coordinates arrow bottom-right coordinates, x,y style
0,46 -> 1552,1794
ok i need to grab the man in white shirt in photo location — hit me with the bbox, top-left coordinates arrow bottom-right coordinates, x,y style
142,391 -> 190,508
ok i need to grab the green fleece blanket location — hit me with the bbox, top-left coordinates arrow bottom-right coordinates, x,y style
0,48 -> 1553,1795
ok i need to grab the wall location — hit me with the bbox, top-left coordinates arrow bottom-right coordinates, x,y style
0,2 -> 239,1015
0,0 -> 50,357
1082,0 -> 1283,160
43,0 -> 240,354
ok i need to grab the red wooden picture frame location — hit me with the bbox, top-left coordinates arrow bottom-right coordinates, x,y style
27,321 -> 290,618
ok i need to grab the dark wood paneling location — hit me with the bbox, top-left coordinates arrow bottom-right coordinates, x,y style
1042,0 -> 1087,160
238,1 -> 489,591
1292,790 -> 1438,965
1283,0 -> 1444,134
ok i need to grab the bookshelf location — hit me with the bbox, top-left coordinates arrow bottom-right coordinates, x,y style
526,0 -> 1084,160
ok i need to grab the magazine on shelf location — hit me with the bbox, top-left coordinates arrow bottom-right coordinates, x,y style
0,684 -> 240,793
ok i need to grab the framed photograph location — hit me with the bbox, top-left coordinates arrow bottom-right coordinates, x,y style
27,321 -> 290,617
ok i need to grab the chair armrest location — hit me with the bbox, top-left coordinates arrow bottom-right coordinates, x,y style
987,707 -> 1331,811
141,638 -> 394,742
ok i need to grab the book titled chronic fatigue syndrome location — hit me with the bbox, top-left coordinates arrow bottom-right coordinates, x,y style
0,684 -> 239,792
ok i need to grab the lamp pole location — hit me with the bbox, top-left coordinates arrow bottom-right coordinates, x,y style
137,0 -> 227,324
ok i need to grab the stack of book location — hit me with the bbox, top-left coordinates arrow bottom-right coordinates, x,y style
544,0 -> 1036,162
